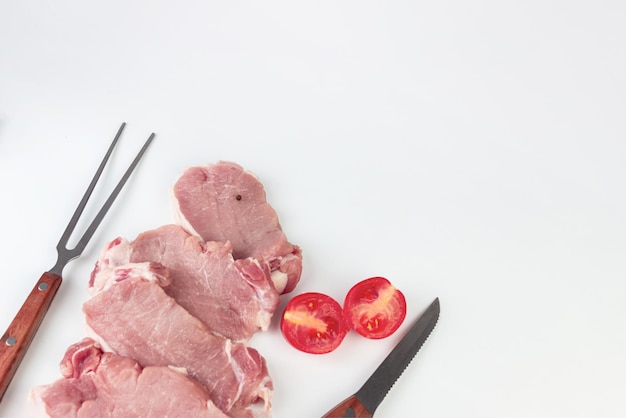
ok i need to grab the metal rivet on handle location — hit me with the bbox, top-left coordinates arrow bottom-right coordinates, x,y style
38,282 -> 49,291
5,336 -> 17,346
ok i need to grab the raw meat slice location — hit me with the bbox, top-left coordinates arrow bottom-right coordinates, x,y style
172,162 -> 302,294
33,338 -> 229,418
83,268 -> 273,417
89,224 -> 279,341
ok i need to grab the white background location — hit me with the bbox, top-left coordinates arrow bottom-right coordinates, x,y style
1,1 -> 625,417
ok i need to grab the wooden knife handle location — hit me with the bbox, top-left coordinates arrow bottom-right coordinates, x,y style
322,395 -> 373,418
0,272 -> 62,401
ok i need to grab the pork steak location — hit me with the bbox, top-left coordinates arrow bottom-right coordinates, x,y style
172,162 -> 302,294
90,224 -> 280,342
83,266 -> 273,417
33,338 -> 229,418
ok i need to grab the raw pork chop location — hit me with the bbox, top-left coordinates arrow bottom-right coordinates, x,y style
83,265 -> 273,417
33,338 -> 229,418
90,224 -> 280,341
173,162 -> 302,294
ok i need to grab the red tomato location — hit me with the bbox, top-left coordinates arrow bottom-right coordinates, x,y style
280,292 -> 349,354
343,277 -> 407,339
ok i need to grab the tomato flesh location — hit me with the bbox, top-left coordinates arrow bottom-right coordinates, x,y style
343,277 -> 407,339
280,292 -> 349,354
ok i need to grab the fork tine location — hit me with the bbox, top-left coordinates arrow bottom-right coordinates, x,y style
56,122 -> 126,251
50,125 -> 154,275
72,132 -> 155,255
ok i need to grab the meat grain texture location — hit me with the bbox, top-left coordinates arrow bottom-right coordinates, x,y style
34,162 -> 303,418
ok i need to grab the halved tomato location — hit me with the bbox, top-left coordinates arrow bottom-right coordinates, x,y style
280,292 -> 349,354
343,277 -> 407,339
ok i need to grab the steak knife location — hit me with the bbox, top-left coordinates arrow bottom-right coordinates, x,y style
322,297 -> 440,418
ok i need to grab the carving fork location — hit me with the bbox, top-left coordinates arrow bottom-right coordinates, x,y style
0,123 -> 154,401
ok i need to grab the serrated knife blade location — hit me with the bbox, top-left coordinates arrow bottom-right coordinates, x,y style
322,297 -> 440,418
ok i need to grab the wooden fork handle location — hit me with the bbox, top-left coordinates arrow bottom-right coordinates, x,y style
322,395 -> 373,418
0,272 -> 62,402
